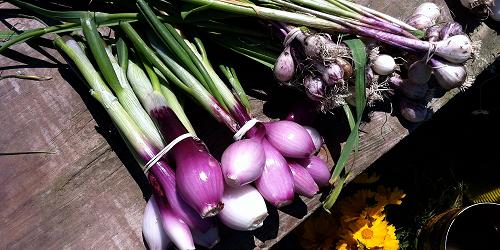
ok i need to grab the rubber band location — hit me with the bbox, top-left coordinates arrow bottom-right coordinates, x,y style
143,133 -> 195,174
233,118 -> 259,141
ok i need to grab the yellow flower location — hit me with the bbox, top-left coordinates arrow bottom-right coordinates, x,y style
339,189 -> 376,220
353,172 -> 380,184
352,217 -> 388,248
375,186 -> 406,206
298,211 -> 339,250
383,225 -> 399,250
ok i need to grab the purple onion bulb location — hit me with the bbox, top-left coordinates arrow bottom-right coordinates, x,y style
143,197 -> 171,250
298,156 -> 331,187
315,62 -> 344,86
255,139 -> 295,207
154,196 -> 195,250
303,125 -> 324,153
264,120 -> 316,158
389,75 -> 429,100
221,139 -> 265,187
425,26 -> 441,42
288,161 -> 319,198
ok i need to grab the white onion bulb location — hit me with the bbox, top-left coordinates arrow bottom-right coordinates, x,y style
143,197 -> 171,250
218,185 -> 268,231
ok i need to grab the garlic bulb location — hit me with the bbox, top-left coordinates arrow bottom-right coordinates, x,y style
414,2 -> 441,22
372,54 -> 396,75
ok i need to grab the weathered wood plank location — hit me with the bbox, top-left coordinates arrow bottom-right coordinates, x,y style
0,1 -> 498,250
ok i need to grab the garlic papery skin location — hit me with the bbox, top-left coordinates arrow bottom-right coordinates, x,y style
372,54 -> 396,75
143,197 -> 171,250
407,14 -> 435,30
274,46 -> 295,82
303,75 -> 326,101
414,2 -> 441,22
434,35 -> 473,64
218,185 -> 269,231
430,59 -> 468,90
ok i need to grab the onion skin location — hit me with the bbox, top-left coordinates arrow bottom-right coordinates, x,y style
302,34 -> 335,60
298,156 -> 331,188
154,196 -> 195,250
335,57 -> 353,79
147,166 -> 214,233
303,126 -> 324,153
150,106 -> 224,218
288,161 -> 319,198
255,139 -> 295,207
221,139 -> 265,187
264,120 -> 316,158
274,46 -> 295,82
218,185 -> 268,231
143,197 -> 171,250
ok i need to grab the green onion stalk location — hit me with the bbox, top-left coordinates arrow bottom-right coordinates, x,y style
175,0 -> 473,63
80,14 -> 225,218
130,1 -> 323,207
54,35 -> 215,233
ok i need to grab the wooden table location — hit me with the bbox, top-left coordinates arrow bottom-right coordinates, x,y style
1,1 -> 498,249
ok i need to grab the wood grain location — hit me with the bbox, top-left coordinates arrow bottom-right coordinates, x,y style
0,1 -> 498,250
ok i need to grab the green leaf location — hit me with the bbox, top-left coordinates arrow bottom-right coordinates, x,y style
81,13 -> 122,92
323,37 -> 366,211
9,0 -> 138,23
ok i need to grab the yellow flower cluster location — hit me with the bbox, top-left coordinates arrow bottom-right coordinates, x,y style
298,185 -> 405,250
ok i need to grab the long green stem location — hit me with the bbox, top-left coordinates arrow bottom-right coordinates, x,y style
329,0 -> 417,31
179,0 -> 346,31
137,0 -> 229,111
120,22 -> 239,132
10,0 -> 138,23
141,59 -> 197,135
56,36 -> 156,158
82,13 -> 164,148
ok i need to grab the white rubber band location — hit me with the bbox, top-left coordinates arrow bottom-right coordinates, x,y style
233,118 -> 259,141
143,133 -> 195,173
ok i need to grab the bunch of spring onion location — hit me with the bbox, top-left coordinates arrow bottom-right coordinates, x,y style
54,13 -> 233,248
127,0 -> 332,216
